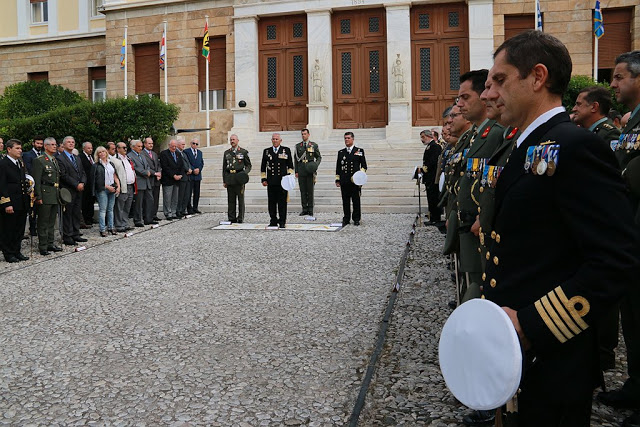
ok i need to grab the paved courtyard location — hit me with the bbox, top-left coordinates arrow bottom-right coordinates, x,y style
0,212 -> 413,426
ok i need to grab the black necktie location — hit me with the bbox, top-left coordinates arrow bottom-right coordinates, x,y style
70,154 -> 78,171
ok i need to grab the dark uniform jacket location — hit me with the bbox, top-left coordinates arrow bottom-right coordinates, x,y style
422,141 -> 442,186
335,146 -> 368,184
159,149 -> 183,186
223,147 -> 252,185
32,153 -> 60,205
593,117 -> 621,144
614,108 -> 640,223
261,146 -> 293,185
294,141 -> 322,176
0,156 -> 30,212
483,112 -> 639,402
22,148 -> 41,174
56,151 -> 87,194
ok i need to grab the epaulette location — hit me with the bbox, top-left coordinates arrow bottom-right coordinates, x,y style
602,123 -> 614,130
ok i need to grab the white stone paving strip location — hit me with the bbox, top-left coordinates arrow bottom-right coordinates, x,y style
0,212 -> 413,425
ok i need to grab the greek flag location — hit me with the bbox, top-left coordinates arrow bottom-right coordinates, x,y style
594,1 -> 604,39
535,0 -> 543,31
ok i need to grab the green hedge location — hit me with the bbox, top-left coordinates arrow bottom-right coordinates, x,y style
0,80 -> 84,121
562,75 -> 626,114
0,95 -> 179,149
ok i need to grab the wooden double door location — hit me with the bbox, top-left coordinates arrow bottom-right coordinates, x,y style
332,9 -> 388,129
259,16 -> 308,131
411,3 -> 469,126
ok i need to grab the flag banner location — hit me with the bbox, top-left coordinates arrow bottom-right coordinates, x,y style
202,22 -> 210,62
535,0 -> 543,31
160,30 -> 166,70
594,1 -> 604,39
120,37 -> 126,69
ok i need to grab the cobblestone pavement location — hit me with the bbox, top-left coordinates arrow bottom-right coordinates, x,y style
0,212 -> 413,426
360,224 -> 633,426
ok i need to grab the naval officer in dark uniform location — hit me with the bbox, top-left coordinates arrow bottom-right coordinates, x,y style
261,133 -> 293,228
482,30 -> 639,425
598,50 -> 640,427
420,129 -> 442,225
335,132 -> 367,226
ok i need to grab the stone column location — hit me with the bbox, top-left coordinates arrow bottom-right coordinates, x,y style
468,0 -> 494,70
230,16 -> 259,143
306,9 -> 332,140
385,3 -> 412,141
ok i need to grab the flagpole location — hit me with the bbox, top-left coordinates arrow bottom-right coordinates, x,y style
205,15 -> 210,148
124,25 -> 128,98
164,20 -> 168,104
593,36 -> 598,82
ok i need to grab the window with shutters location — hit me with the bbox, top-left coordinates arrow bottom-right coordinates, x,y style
28,71 -> 48,82
134,43 -> 160,97
197,37 -> 227,111
595,7 -> 632,83
504,14 -> 535,41
30,0 -> 48,24
90,67 -> 106,103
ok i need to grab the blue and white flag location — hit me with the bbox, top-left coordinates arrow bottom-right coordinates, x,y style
535,0 -> 543,31
594,1 -> 604,39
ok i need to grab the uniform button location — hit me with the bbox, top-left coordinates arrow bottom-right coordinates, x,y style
491,231 -> 496,239
496,234 -> 501,243
485,252 -> 490,260
481,295 -> 486,299
479,187 -> 484,193
479,227 -> 483,233
482,273 -> 486,281
460,171 -> 464,177
477,247 -> 481,253
479,285 -> 484,292
490,279 -> 497,288
478,207 -> 481,213
493,256 -> 499,265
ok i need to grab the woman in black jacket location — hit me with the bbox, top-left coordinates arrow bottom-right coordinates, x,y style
91,146 -> 120,237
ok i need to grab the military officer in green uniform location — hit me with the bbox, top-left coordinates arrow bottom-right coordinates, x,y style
32,137 -> 63,256
598,51 -> 640,426
455,70 -> 505,303
572,86 -> 621,144
294,128 -> 321,216
223,134 -> 251,223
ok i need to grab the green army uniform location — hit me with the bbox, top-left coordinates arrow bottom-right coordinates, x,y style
592,117 -> 621,145
32,153 -> 60,252
222,147 -> 252,223
456,119 -> 505,302
442,127 -> 474,257
294,140 -> 322,215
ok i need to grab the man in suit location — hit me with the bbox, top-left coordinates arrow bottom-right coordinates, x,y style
143,137 -> 162,221
0,139 -> 31,262
112,142 -> 135,232
261,133 -> 293,228
335,132 -> 367,226
159,139 -> 183,220
185,137 -> 204,214
599,50 -> 640,427
32,137 -> 63,256
294,128 -> 322,216
223,134 -> 251,223
176,137 -> 192,218
56,136 -> 88,245
128,139 -> 156,226
420,129 -> 442,226
482,30 -> 638,425
78,141 -> 95,227
22,135 -> 44,237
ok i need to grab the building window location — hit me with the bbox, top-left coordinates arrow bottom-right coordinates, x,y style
90,67 -> 106,102
91,0 -> 104,17
31,0 -> 48,24
198,36 -> 227,111
134,43 -> 160,97
28,71 -> 48,81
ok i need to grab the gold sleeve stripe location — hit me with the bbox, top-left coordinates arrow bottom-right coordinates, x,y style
554,287 -> 589,330
0,197 -> 10,204
548,291 -> 582,335
335,175 -> 340,180
535,300 -> 568,343
287,169 -> 294,174
261,172 -> 267,178
541,296 -> 574,340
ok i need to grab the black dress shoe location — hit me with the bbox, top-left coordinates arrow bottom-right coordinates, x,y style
48,245 -> 63,252
153,217 -> 162,221
269,221 -> 278,227
462,409 -> 495,426
624,411 -> 640,427
100,231 -> 108,237
74,237 -> 88,242
16,253 -> 30,261
342,221 -> 349,227
598,388 -> 640,409
237,219 -> 243,224
354,221 -> 360,226
144,221 -> 159,225
299,211 -> 307,216
63,239 -> 77,245
5,256 -> 19,263
135,223 -> 144,227
194,210 -> 202,214
279,223 -> 286,228
39,250 -> 51,256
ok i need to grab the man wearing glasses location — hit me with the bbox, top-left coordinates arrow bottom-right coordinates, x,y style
184,137 -> 204,214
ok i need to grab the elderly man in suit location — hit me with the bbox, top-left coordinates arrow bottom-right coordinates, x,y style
184,137 -> 204,214
56,136 -> 88,245
78,141 -> 95,227
0,139 -> 31,262
159,139 -> 183,220
128,139 -> 156,226
143,137 -> 162,221
176,137 -> 193,218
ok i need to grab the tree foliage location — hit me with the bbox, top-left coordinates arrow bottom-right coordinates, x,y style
0,80 -> 84,120
562,75 -> 627,114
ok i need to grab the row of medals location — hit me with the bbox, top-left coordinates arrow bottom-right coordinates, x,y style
525,144 -> 559,176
